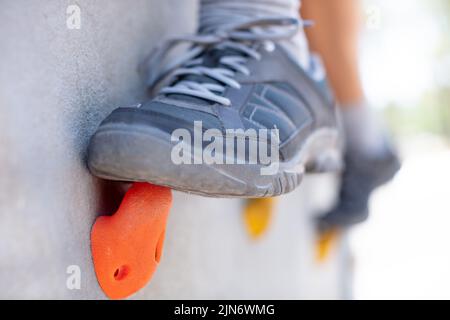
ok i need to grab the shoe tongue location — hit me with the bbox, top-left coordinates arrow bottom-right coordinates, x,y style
164,47 -> 246,105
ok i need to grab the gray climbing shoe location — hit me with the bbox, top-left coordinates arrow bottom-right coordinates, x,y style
317,144 -> 401,230
87,17 -> 341,197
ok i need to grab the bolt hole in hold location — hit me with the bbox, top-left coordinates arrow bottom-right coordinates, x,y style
114,265 -> 130,281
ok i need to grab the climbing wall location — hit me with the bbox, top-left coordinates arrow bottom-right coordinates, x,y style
0,0 -> 348,299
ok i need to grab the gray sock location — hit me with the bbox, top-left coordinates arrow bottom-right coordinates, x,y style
341,101 -> 389,158
199,0 -> 310,70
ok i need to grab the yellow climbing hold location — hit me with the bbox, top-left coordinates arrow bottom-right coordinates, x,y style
243,198 -> 276,239
316,227 -> 341,263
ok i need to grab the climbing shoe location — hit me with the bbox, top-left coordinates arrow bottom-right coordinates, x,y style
87,17 -> 341,197
317,143 -> 401,230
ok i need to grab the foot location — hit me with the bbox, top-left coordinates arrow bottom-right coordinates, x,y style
317,143 -> 401,231
87,17 -> 341,198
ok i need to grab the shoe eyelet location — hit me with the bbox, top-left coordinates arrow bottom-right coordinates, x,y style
263,41 -> 275,53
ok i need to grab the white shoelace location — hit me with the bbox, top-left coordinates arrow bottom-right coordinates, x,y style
142,17 -> 309,105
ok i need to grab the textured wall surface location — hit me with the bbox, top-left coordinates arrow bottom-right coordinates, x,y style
0,0 -> 347,299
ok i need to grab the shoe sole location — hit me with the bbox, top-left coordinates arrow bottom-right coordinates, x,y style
87,123 -> 342,198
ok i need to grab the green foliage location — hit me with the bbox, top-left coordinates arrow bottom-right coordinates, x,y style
382,0 -> 450,142
383,89 -> 450,141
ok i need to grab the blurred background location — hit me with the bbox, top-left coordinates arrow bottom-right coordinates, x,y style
351,0 -> 450,299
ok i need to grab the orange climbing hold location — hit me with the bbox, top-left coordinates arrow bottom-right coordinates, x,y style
91,182 -> 172,299
315,227 -> 341,263
243,198 -> 276,239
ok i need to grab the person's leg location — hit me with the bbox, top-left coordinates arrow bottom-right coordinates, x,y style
302,0 -> 385,156
302,0 -> 364,106
301,0 -> 401,229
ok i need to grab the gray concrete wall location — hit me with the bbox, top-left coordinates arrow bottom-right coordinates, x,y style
0,0 -> 347,299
